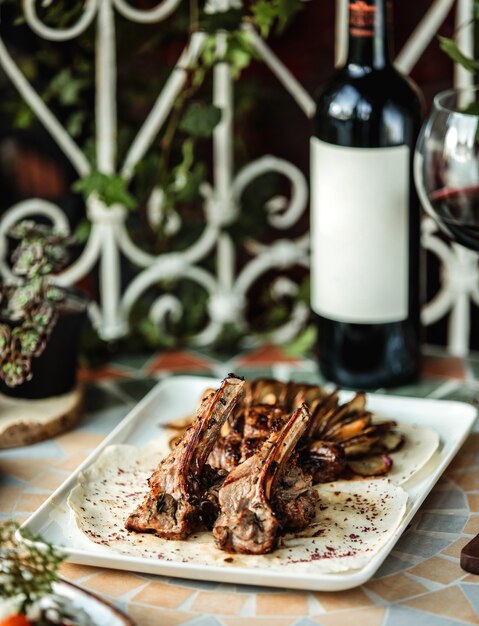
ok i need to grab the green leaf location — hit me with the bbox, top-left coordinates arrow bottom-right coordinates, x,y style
72,171 -> 137,210
66,111 -> 86,137
179,103 -> 222,138
74,219 -> 91,243
200,7 -> 245,32
251,0 -> 277,37
174,162 -> 206,202
438,36 -> 479,73
275,0 -> 302,33
13,105 -> 35,129
46,68 -> 89,106
223,31 -> 260,78
251,0 -> 302,37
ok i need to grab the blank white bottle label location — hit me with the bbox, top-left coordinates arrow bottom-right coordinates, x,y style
310,138 -> 409,324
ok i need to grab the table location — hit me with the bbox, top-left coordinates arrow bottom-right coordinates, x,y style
1,344 -> 479,626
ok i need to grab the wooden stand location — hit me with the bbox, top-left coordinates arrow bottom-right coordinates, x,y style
0,385 -> 84,449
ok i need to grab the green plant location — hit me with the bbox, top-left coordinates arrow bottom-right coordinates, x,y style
439,0 -> 479,75
0,0 -> 311,357
0,220 -> 73,387
0,520 -> 65,610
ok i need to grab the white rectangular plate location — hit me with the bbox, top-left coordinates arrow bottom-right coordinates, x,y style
19,376 -> 477,591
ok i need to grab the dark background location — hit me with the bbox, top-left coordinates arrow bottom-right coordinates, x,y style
0,0 -> 474,352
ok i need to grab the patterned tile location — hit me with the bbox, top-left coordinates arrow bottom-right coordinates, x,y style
27,471 -> 67,491
15,492 -> 49,513
416,512 -> 468,534
78,364 -> 133,383
373,554 -> 414,578
235,344 -> 300,367
442,536 -> 473,559
221,616 -> 298,626
82,570 -> 145,598
0,486 -> 21,514
191,592 -> 246,615
385,605 -> 471,626
438,384 -> 479,403
464,516 -> 479,534
256,592 -> 308,615
467,357 -> 479,381
422,488 -> 468,512
314,587 -> 373,611
421,357 -> 466,381
110,353 -> 154,370
83,383 -> 125,411
147,350 -> 213,374
450,471 -> 479,492
461,583 -> 479,616
394,531 -> 452,559
365,573 -> 428,602
468,495 -> 479,513
184,617 -> 223,626
130,581 -> 193,609
59,562 -> 99,580
170,578 -> 219,591
0,472 -> 22,487
78,405 -> 130,434
312,607 -> 386,626
127,604 -> 194,626
401,585 -> 479,624
0,458 -> 56,481
53,451 -> 89,472
408,557 -> 463,585
230,367 -> 274,380
54,431 -> 104,454
460,434 -> 479,455
381,379 -> 443,398
115,378 -> 159,402
446,453 -> 479,474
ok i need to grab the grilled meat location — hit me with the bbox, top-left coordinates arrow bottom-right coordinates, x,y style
169,379 -> 401,485
300,440 -> 347,484
243,379 -> 327,410
241,403 -> 288,461
126,375 -> 245,540
213,404 -> 311,554
272,459 -> 318,532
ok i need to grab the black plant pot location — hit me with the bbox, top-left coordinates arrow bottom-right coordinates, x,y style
0,291 -> 88,400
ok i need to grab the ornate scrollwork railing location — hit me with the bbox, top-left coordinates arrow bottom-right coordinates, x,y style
0,0 -> 477,354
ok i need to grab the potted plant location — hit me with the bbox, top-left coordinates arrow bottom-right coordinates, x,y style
0,220 -> 87,399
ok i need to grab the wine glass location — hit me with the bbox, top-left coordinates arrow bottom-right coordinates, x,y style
414,85 -> 479,574
414,85 -> 479,251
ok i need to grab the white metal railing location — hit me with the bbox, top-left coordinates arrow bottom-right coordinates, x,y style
0,0 -> 477,354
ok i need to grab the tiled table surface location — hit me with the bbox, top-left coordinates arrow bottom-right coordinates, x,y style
2,344 -> 479,626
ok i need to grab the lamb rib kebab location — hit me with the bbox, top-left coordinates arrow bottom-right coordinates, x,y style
125,374 -> 245,540
206,380 -> 404,481
213,404 -> 316,555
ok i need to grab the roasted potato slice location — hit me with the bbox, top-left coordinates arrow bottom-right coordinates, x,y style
348,454 -> 393,477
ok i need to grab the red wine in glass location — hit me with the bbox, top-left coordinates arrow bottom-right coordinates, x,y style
429,185 -> 479,250
415,86 -> 479,254
415,86 -> 479,574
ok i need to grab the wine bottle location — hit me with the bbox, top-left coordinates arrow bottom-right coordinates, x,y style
310,0 -> 423,388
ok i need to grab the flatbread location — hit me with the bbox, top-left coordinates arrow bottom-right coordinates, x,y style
68,418 -> 439,573
386,423 -> 439,484
68,439 -> 408,574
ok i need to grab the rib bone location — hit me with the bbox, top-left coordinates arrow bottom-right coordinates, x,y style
125,375 -> 245,540
213,404 -> 311,554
